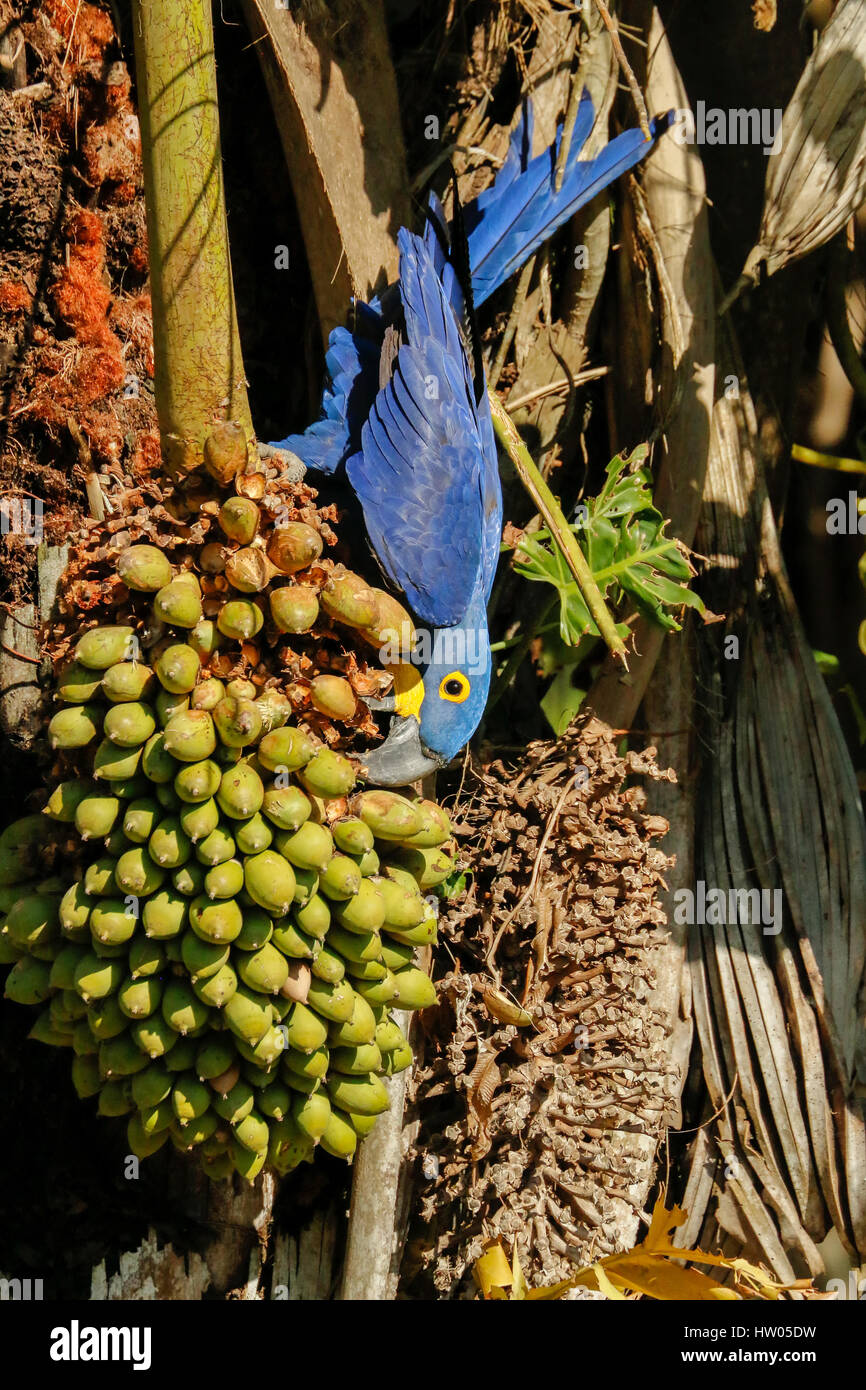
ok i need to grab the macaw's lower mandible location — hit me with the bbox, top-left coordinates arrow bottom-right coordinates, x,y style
273,94 -> 671,786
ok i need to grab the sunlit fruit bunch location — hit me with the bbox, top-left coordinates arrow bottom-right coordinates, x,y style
0,516 -> 454,1183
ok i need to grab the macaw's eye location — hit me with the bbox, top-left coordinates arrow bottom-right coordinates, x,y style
439,672 -> 470,703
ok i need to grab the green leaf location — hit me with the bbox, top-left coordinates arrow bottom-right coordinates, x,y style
541,669 -> 587,736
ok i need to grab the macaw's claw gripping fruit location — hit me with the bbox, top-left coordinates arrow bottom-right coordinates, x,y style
2,521 -> 456,1183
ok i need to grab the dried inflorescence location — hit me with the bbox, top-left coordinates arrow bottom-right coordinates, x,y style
404,717 -> 677,1294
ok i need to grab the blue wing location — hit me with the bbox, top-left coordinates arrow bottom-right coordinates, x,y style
348,228 -> 494,628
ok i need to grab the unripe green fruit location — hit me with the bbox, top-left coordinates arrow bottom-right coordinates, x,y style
93,739 -> 143,783
148,818 -> 191,868
270,585 -> 319,633
297,748 -> 356,799
257,1081 -> 290,1121
327,924 -> 383,965
190,677 -> 225,712
98,1080 -> 134,1116
275,820 -> 333,872
291,866 -> 319,906
233,906 -> 273,952
188,620 -> 221,662
203,858 -> 244,900
398,798 -> 452,848
283,1045 -> 329,1082
90,899 -> 137,946
153,578 -> 202,629
119,975 -> 163,1020
117,544 -> 173,592
375,874 -> 427,928
386,844 -> 454,889
345,957 -> 388,982
49,942 -> 87,990
268,1115 -> 316,1172
306,976 -> 356,1024
261,784 -> 311,832
120,800 -> 161,839
231,1108 -> 268,1154
225,678 -> 257,701
353,971 -> 399,1006
159,1035 -> 194,1070
195,825 -> 236,866
319,854 -> 362,901
128,935 -> 165,979
217,599 -> 264,641
74,951 -> 124,1002
5,955 -> 52,1005
139,1100 -> 174,1135
57,662 -> 103,703
332,878 -> 386,933
140,731 -> 176,783
6,893 -> 60,952
319,1107 -> 359,1160
310,674 -> 356,720
99,1033 -> 150,1079
172,1073 -> 211,1124
73,1018 -> 99,1054
102,828 -> 131,857
155,643 -> 200,694
86,995 -> 128,1040
127,1113 -> 169,1158
253,688 -> 291,735
375,1016 -> 409,1054
326,1071 -> 389,1117
43,779 -> 92,823
283,1001 -> 328,1053
238,942 -> 289,995
102,661 -> 156,704
292,1090 -> 331,1139
283,1069 -> 320,1096
172,862 -> 205,897
310,945 -> 345,985
181,931 -> 229,982
189,895 -> 243,944
353,789 -> 423,840
293,892 -> 330,940
0,928 -> 22,964
241,1061 -> 278,1090
102,701 -> 157,749
271,921 -> 315,960
162,979 -> 210,1035
76,626 -> 136,670
222,984 -> 274,1046
72,1053 -> 102,1098
379,938 -> 413,972
258,726 -> 316,773
142,888 -> 187,939
91,936 -> 128,959
219,496 -> 260,545
174,759 -> 221,804
193,962 -> 237,1008
217,763 -> 264,819
114,847 -> 165,896
48,704 -> 101,750
244,850 -> 295,916
154,689 -> 189,726
213,697 -> 262,749
346,1110 -> 379,1137
195,1036 -> 236,1081
332,817 -> 375,856
235,1024 -> 286,1068
330,1042 -> 383,1075
162,710 -> 216,762
179,797 -> 220,844
129,1013 -> 177,1059
328,991 -> 377,1047
234,813 -> 272,855
382,1040 -> 413,1074
391,966 -> 437,1011
382,915 -> 437,948
213,1077 -> 255,1124
230,1138 -> 267,1181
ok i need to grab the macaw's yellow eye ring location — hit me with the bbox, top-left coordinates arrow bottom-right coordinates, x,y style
439,672 -> 470,703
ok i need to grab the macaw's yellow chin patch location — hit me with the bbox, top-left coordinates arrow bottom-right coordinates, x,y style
391,663 -> 425,720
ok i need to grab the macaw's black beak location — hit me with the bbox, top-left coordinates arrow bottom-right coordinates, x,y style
361,716 -> 442,787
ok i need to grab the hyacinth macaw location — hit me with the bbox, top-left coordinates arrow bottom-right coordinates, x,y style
274,94 -> 669,785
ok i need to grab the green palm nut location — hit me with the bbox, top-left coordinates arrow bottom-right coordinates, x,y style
142,888 -> 187,939
345,958 -> 388,983
122,798 -> 161,844
310,945 -> 345,985
292,892 -> 330,940
283,1069 -> 320,1096
271,920 -> 315,959
346,1110 -> 379,1137
118,974 -> 162,1019
354,972 -> 399,1006
98,1080 -> 134,1117
297,748 -> 356,799
76,626 -> 137,670
328,991 -> 377,1047
269,584 -> 319,634
162,979 -> 210,1035
102,829 -> 131,858
257,1081 -> 290,1122
223,985 -> 273,1045
179,798 -> 220,845
379,938 -> 413,972
155,643 -> 200,694
181,931 -> 229,983
230,1138 -> 267,1181
190,677 -> 225,712
114,848 -> 165,897
213,697 -> 262,749
318,854 -> 362,902
188,621 -> 221,663
140,731 -> 176,784
108,775 -> 150,800
375,874 -> 427,928
386,844 -> 454,890
175,759 -> 221,803
318,1108 -> 358,1160
291,1090 -> 331,1140
73,1017 -> 99,1054
73,952 -> 124,1003
237,942 -> 289,995
236,1024 -> 287,1069
383,914 -> 438,948
43,779 -> 92,823
128,936 -> 166,979
91,937 -> 128,961
217,599 -> 264,641
4,956 -> 52,1005
327,924 -> 383,965
49,942 -> 87,990
356,846 -> 380,874
283,1045 -> 329,1083
382,1040 -> 413,1075
193,962 -> 238,1008
72,1053 -> 102,1098
154,689 -> 189,727
213,1079 -> 255,1124
99,1033 -> 150,1079
203,858 -> 244,901
397,798 -> 452,848
244,850 -> 295,916
319,569 -> 378,628
218,495 -> 260,544
331,1042 -> 383,1075
291,866 -> 319,907
86,993 -> 128,1040
195,1037 -> 236,1081
233,906 -> 273,951
352,789 -> 423,841
242,1059 -> 279,1090
90,899 -> 137,947
273,820 -> 333,873
72,795 -> 120,843
48,704 -> 102,750
189,895 -> 242,944
234,813 -> 273,855
139,1100 -> 174,1135
261,784 -> 311,833
231,1109 -> 268,1155
92,739 -> 143,783
374,1016 -> 409,1054
332,817 -> 375,856
131,1013 -> 178,1060
0,928 -> 22,965
332,879 -> 386,934
284,1001 -> 328,1053
153,577 -> 202,629
309,674 -> 357,720
117,543 -> 173,592
257,726 -> 316,774
102,661 -> 156,703
127,1113 -> 169,1159
171,1073 -> 211,1125
6,894 -> 60,952
253,689 -> 291,736
391,966 -> 438,1011
305,976 -> 356,1024
57,662 -> 103,703
327,1071 -> 390,1118
172,863 -> 205,897
148,818 -> 191,869
162,710 -> 216,763
217,763 -> 264,819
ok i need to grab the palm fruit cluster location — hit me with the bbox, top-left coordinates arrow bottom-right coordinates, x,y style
1,484 -> 455,1183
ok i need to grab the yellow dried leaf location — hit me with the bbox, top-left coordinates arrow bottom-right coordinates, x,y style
482,987 -> 534,1027
474,1241 -> 513,1298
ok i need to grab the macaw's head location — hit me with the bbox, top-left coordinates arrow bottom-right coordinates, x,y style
361,623 -> 491,787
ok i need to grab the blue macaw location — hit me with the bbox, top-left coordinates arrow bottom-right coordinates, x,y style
274,94 -> 669,785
